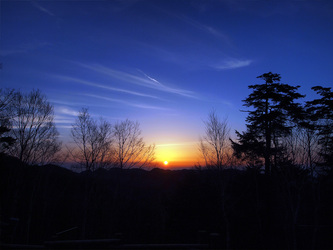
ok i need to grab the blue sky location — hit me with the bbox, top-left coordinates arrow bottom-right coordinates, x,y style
1,0 -> 333,166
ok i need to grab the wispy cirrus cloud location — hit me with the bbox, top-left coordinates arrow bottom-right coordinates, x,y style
54,118 -> 73,124
161,8 -> 231,45
137,69 -> 198,99
55,75 -> 159,99
55,107 -> 79,117
137,69 -> 163,86
31,1 -> 55,16
213,58 -> 253,70
53,107 -> 77,128
170,14 -> 233,47
186,18 -> 231,45
83,93 -> 170,111
131,103 -> 170,110
53,114 -> 75,128
75,62 -> 197,99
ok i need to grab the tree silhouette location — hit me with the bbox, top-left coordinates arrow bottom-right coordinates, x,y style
7,89 -> 61,164
0,88 -> 16,152
70,108 -> 114,171
199,110 -> 230,170
113,119 -> 155,169
307,86 -> 333,171
231,72 -> 304,174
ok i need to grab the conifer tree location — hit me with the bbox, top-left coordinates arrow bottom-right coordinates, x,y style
307,86 -> 333,170
231,72 -> 304,174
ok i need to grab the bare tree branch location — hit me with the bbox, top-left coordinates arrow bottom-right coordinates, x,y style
0,88 -> 16,151
199,111 -> 230,170
70,108 -> 114,171
113,119 -> 155,169
7,89 -> 61,165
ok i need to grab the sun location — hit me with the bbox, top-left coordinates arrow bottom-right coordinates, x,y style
163,161 -> 168,166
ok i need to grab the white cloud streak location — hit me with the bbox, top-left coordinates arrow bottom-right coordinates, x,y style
54,118 -> 73,124
55,75 -> 160,99
83,93 -> 170,111
213,58 -> 253,70
176,15 -> 233,47
137,69 -> 163,86
75,63 -> 197,99
55,107 -> 79,117
56,125 -> 73,129
31,1 -> 55,16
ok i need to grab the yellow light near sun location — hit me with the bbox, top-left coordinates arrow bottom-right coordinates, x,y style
155,143 -> 196,167
156,146 -> 178,163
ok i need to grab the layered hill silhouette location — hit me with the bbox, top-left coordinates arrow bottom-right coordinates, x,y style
1,153 -> 332,249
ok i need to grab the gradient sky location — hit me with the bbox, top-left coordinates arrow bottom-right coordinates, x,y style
1,0 -> 333,168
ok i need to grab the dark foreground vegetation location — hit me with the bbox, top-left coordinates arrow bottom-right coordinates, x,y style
1,154 -> 332,249
1,72 -> 332,249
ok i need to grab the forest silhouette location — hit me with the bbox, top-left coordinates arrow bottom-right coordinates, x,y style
0,73 -> 332,249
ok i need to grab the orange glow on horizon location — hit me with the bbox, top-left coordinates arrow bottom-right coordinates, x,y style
155,142 -> 198,168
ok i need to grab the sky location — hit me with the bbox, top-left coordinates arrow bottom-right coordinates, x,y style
1,0 -> 333,168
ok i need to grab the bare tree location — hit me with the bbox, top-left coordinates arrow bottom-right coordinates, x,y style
198,110 -> 233,248
0,88 -> 16,113
8,89 -> 61,164
70,108 -> 114,171
113,119 -> 155,169
0,88 -> 16,151
199,111 -> 231,170
281,124 -> 320,173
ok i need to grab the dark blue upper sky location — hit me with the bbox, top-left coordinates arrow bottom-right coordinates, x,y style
1,0 -> 333,166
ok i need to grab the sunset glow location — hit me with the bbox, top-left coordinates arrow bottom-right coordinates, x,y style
154,142 -> 198,168
2,0 -> 332,170
1,1 -> 332,248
